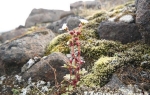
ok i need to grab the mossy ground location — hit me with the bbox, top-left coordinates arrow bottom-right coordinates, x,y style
44,0 -> 150,88
79,42 -> 150,87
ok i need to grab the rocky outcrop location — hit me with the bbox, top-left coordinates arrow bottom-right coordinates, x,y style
70,1 -> 101,11
25,8 -> 74,28
21,52 -> 69,85
46,16 -> 82,33
0,29 -> 55,75
136,0 -> 150,44
97,22 -> 142,44
0,28 -> 27,43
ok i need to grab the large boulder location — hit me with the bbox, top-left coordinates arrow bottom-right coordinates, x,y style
83,1 -> 101,9
70,1 -> 83,11
46,15 -> 82,33
0,29 -> 55,75
70,1 -> 101,11
25,8 -> 74,28
0,27 -> 27,43
97,22 -> 142,44
136,0 -> 150,44
21,52 -> 69,85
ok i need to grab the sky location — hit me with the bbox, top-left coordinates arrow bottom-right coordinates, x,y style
0,0 -> 94,32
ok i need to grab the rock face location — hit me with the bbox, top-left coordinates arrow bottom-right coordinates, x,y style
25,8 -> 74,28
136,0 -> 150,44
70,1 -> 101,11
22,52 -> 69,85
0,28 -> 27,43
0,29 -> 55,75
47,16 -> 82,33
97,22 -> 142,44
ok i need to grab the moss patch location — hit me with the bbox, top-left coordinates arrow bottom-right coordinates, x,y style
79,43 -> 150,87
45,33 -> 71,55
79,56 -> 118,87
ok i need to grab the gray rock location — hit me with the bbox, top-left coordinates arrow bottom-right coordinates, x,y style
70,1 -> 83,10
47,15 -> 82,33
66,17 -> 81,30
136,0 -> 150,44
135,0 -> 139,10
0,28 -> 28,43
21,52 -> 69,85
97,22 -> 142,44
0,29 -> 55,75
83,1 -> 101,9
105,74 -> 125,89
25,8 -> 74,28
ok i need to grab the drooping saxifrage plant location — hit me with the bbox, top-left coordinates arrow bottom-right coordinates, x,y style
61,19 -> 88,88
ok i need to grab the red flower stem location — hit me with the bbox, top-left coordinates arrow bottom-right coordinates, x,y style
67,23 -> 83,87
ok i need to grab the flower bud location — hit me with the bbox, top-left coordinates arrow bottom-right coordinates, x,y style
69,31 -> 74,35
71,53 -> 75,57
76,31 -> 81,35
78,51 -> 81,56
71,79 -> 77,85
69,40 -> 74,46
74,37 -> 79,41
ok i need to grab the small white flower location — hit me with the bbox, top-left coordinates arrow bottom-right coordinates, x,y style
59,23 -> 68,30
79,19 -> 89,24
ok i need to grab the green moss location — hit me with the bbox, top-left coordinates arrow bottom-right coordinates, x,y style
79,42 -> 150,87
79,57 -> 118,87
45,33 -> 71,55
79,29 -> 99,40
81,39 -> 123,60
